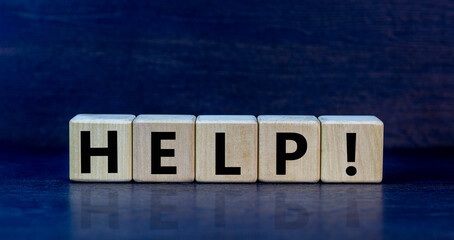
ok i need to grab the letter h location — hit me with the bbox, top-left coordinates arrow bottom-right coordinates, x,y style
81,131 -> 118,173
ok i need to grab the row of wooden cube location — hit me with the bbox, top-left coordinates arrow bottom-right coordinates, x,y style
70,114 -> 383,183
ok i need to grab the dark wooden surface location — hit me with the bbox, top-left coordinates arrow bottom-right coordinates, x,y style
0,0 -> 454,150
0,146 -> 453,239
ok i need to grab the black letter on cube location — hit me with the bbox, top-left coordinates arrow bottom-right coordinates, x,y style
81,131 -> 118,174
276,133 -> 307,175
215,133 -> 241,175
151,132 -> 177,174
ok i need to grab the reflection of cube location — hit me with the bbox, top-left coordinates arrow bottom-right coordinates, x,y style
133,115 -> 195,182
258,115 -> 320,183
319,116 -> 384,183
69,114 -> 135,182
196,115 -> 257,182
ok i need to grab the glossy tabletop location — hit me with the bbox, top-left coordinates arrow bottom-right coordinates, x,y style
0,146 -> 453,239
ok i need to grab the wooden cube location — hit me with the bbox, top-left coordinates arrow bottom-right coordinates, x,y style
319,116 -> 384,183
196,115 -> 257,182
69,114 -> 135,182
133,114 -> 195,182
258,115 -> 320,182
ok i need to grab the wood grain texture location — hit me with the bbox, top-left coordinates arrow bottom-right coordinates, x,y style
195,115 -> 257,182
133,114 -> 195,182
258,115 -> 320,182
1,0 -> 453,151
69,114 -> 135,182
320,115 -> 383,183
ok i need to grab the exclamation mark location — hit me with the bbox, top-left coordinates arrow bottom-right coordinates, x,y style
346,133 -> 357,176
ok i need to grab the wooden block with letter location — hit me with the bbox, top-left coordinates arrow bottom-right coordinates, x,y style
69,114 -> 135,182
133,114 -> 195,182
196,115 -> 257,182
319,115 -> 384,183
258,115 -> 320,182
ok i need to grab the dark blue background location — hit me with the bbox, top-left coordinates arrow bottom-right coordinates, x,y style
1,0 -> 453,150
1,1 -> 454,239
